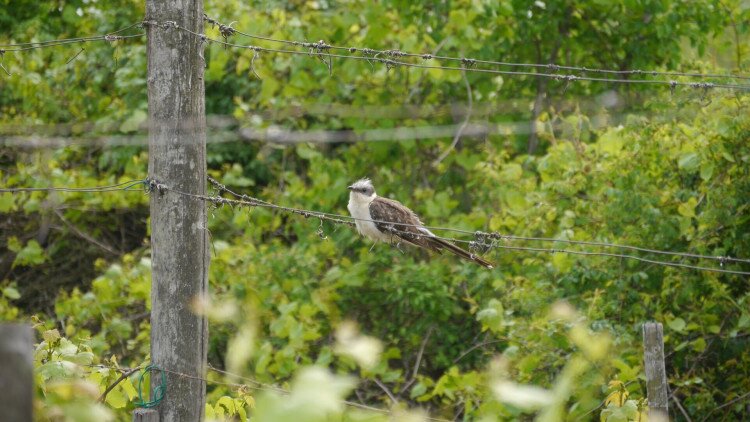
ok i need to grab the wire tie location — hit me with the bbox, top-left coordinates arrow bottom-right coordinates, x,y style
0,50 -> 10,76
218,22 -> 236,41
561,75 -> 576,94
461,57 -> 476,68
136,364 -> 166,408
249,49 -> 261,79
317,219 -> 327,240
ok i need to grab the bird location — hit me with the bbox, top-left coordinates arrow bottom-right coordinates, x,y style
346,178 -> 494,269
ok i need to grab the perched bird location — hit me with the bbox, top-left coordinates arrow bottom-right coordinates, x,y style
346,178 -> 493,269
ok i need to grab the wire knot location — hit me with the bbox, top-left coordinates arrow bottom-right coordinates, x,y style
136,364 -> 166,408
313,40 -> 331,51
384,59 -> 399,71
217,23 -> 236,40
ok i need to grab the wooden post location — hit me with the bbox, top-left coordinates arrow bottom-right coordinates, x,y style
133,408 -> 160,422
0,323 -> 33,422
145,1 -> 208,421
643,322 -> 669,421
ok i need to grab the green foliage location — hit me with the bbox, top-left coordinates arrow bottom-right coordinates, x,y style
1,0 -> 749,421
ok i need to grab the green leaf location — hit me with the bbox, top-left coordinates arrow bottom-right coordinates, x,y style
551,252 -> 573,273
7,236 -> 22,253
678,153 -> 700,172
677,198 -> 697,218
668,318 -> 686,332
700,161 -> 714,181
12,239 -> 46,267
120,377 -> 138,400
2,287 -> 20,300
296,144 -> 321,160
738,314 -> 750,329
217,396 -> 237,414
105,388 -> 127,409
0,192 -> 14,212
691,337 -> 707,352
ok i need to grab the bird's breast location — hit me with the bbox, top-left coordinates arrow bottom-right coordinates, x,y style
348,196 -> 390,242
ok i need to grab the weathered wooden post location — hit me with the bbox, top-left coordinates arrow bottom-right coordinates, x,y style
144,0 -> 208,420
0,323 -> 34,422
133,408 -> 160,422
643,322 -> 669,421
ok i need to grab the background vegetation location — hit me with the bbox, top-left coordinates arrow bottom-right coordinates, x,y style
1,0 -> 749,420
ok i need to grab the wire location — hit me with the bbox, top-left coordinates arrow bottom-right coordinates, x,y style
203,15 -> 750,83
147,178 -> 750,276
0,179 -> 148,193
167,24 -> 750,92
87,363 -> 452,421
0,22 -> 145,52
3,177 -> 746,270
206,177 -> 750,266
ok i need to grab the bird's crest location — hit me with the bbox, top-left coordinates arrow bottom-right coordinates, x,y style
350,178 -> 373,190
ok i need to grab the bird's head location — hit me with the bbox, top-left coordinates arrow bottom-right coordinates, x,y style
347,178 -> 376,199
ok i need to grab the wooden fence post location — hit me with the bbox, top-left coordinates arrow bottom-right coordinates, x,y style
145,0 -> 208,421
643,322 -> 669,421
133,408 -> 160,422
0,323 -> 34,422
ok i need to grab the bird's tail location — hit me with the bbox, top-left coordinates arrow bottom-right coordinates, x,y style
429,237 -> 494,269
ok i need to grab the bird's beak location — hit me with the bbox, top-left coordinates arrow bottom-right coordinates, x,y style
347,185 -> 354,191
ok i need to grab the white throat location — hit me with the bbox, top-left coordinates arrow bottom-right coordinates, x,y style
348,191 -> 376,208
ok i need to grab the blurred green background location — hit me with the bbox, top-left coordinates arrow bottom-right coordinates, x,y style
1,0 -> 749,420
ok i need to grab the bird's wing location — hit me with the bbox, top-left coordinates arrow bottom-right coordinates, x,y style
369,197 -> 494,269
368,197 -> 440,251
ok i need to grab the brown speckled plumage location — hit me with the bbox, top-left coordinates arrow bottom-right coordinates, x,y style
368,196 -> 494,269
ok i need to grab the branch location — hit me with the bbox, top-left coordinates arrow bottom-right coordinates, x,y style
671,390 -> 692,422
373,378 -> 398,405
53,208 -> 120,255
701,391 -> 750,422
402,325 -> 434,393
452,339 -> 506,364
98,366 -> 140,403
